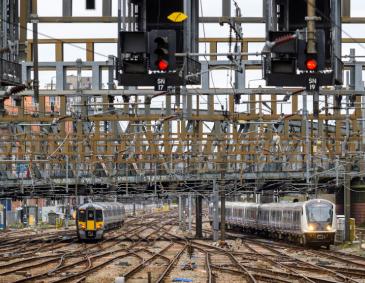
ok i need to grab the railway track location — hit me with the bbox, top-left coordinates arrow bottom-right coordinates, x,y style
1,213 -> 365,283
0,212 -> 180,283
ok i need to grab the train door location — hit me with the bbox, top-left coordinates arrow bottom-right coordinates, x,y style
86,208 -> 95,230
95,209 -> 103,229
0,205 -> 4,230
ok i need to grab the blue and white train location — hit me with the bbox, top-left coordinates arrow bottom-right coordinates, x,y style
209,199 -> 336,248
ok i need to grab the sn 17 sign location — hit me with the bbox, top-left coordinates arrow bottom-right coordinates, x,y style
155,78 -> 167,91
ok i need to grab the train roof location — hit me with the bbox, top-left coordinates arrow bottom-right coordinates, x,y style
217,199 -> 334,209
78,202 -> 124,210
225,201 -> 260,207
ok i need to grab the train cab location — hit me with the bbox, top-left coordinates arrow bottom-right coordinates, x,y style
77,204 -> 105,240
303,199 -> 336,247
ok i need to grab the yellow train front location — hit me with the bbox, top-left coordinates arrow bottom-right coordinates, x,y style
77,202 -> 125,240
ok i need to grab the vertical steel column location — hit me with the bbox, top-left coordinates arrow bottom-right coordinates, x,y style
31,14 -> 39,104
195,194 -> 203,239
222,0 -> 231,17
179,195 -> 186,230
220,187 -> 226,242
344,165 -> 351,242
122,0 -> 126,31
307,0 -> 317,54
303,92 -> 311,185
183,0 -> 192,121
182,195 -> 186,231
128,0 -> 133,31
266,0 -> 278,36
344,48 -> 358,242
103,0 -> 112,16
63,0 -> 72,17
179,195 -> 182,225
212,180 -> 219,241
359,67 -> 365,177
188,193 -> 192,233
175,87 -> 181,110
19,0 -> 28,60
332,0 -> 342,84
65,155 -> 69,229
341,0 -> 350,17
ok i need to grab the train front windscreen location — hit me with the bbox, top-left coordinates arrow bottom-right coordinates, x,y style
306,202 -> 334,231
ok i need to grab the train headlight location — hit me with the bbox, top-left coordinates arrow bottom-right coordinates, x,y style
96,223 -> 103,230
79,223 -> 86,230
326,225 -> 332,231
308,224 -> 314,231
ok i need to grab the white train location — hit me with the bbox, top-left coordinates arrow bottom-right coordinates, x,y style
209,199 -> 336,248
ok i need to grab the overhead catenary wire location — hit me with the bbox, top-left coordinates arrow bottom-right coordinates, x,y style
0,16 -> 111,60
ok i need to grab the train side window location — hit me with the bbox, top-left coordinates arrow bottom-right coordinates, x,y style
95,210 -> 103,221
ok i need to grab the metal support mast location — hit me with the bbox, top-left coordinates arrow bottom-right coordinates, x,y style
212,180 -> 219,241
31,14 -> 39,103
195,194 -> 203,239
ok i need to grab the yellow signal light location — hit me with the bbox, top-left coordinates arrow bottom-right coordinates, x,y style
167,12 -> 188,23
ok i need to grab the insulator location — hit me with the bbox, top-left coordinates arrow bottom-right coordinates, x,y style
8,85 -> 27,95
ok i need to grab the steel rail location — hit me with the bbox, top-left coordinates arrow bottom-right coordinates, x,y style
192,241 -> 305,283
190,241 -> 257,283
50,251 -> 142,283
0,255 -> 62,275
210,265 -> 295,283
211,264 -> 342,283
123,242 -> 175,279
8,218 -> 164,282
253,241 -> 358,283
242,241 -> 316,283
205,252 -> 213,283
12,241 -> 143,283
155,244 -> 188,283
226,229 -> 365,277
49,220 -> 179,283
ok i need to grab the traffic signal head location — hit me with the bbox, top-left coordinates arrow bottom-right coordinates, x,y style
157,59 -> 169,71
305,58 -> 318,71
154,36 -> 169,71
148,30 -> 176,72
297,30 -> 326,72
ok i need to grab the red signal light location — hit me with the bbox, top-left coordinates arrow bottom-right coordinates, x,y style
157,59 -> 169,71
306,58 -> 318,71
